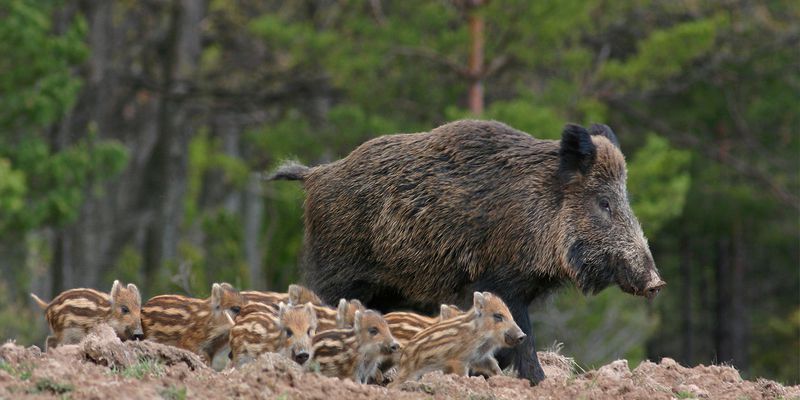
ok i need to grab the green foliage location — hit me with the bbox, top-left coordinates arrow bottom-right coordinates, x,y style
673,390 -> 695,399
602,17 -> 725,90
0,360 -> 33,381
480,100 -> 564,140
750,308 -> 800,384
0,135 -> 128,234
0,157 -> 26,232
0,1 -> 128,237
28,378 -> 73,395
116,359 -> 165,380
627,134 -> 691,238
0,0 -> 88,129
160,385 -> 188,400
0,281 -> 41,344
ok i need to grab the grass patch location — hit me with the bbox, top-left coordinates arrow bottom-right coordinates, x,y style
160,385 -> 187,400
674,391 -> 696,399
306,360 -> 321,373
0,360 -> 33,380
116,358 -> 165,379
27,378 -> 74,395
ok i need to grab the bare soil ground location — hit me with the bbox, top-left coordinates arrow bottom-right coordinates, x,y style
0,326 -> 796,400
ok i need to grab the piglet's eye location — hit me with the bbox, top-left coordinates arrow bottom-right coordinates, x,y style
368,327 -> 379,336
286,328 -> 293,338
121,306 -> 130,314
230,306 -> 241,314
493,313 -> 503,323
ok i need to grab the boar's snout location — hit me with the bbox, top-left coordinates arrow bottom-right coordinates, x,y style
639,267 -> 666,300
644,279 -> 666,300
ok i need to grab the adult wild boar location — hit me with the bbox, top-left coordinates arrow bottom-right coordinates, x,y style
271,120 -> 665,384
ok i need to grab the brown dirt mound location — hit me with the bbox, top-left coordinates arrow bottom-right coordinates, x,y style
81,324 -> 207,371
0,332 -> 797,399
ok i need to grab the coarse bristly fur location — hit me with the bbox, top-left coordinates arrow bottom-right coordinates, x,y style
229,302 -> 318,367
31,280 -> 143,350
310,309 -> 399,384
271,119 -> 666,383
389,292 -> 525,388
141,282 -> 244,365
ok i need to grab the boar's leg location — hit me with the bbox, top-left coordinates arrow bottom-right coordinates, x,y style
495,302 -> 545,384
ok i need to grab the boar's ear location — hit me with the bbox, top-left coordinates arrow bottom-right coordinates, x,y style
473,291 -> 486,314
211,283 -> 222,309
127,284 -> 141,305
589,123 -> 620,148
559,123 -> 596,176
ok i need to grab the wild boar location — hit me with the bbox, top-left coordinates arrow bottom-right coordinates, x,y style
272,120 -> 665,383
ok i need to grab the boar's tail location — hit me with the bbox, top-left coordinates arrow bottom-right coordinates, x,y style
30,293 -> 49,310
268,161 -> 311,181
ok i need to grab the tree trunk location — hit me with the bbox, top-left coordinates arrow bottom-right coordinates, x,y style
142,0 -> 204,291
679,234 -> 694,365
467,4 -> 484,115
714,237 -> 731,365
243,174 -> 264,289
713,227 -> 749,372
729,221 -> 749,373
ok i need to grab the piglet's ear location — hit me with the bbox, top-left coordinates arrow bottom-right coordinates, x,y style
473,291 -> 486,312
350,299 -> 364,312
278,302 -> 288,318
287,284 -> 301,305
305,302 -> 318,327
589,123 -> 620,148
353,310 -> 363,332
127,283 -> 141,305
211,283 -> 222,308
335,298 -> 349,328
559,123 -> 596,176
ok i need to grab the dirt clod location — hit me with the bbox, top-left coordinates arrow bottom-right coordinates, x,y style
81,324 -> 207,370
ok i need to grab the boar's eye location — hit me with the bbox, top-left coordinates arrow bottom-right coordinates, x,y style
493,313 -> 503,323
368,327 -> 379,336
230,306 -> 241,314
285,328 -> 293,338
308,328 -> 314,336
121,306 -> 130,314
599,198 -> 611,214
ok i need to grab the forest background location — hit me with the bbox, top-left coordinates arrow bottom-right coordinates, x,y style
0,0 -> 797,384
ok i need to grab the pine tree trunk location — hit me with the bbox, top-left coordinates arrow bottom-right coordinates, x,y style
679,235 -> 694,365
467,1 -> 484,115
